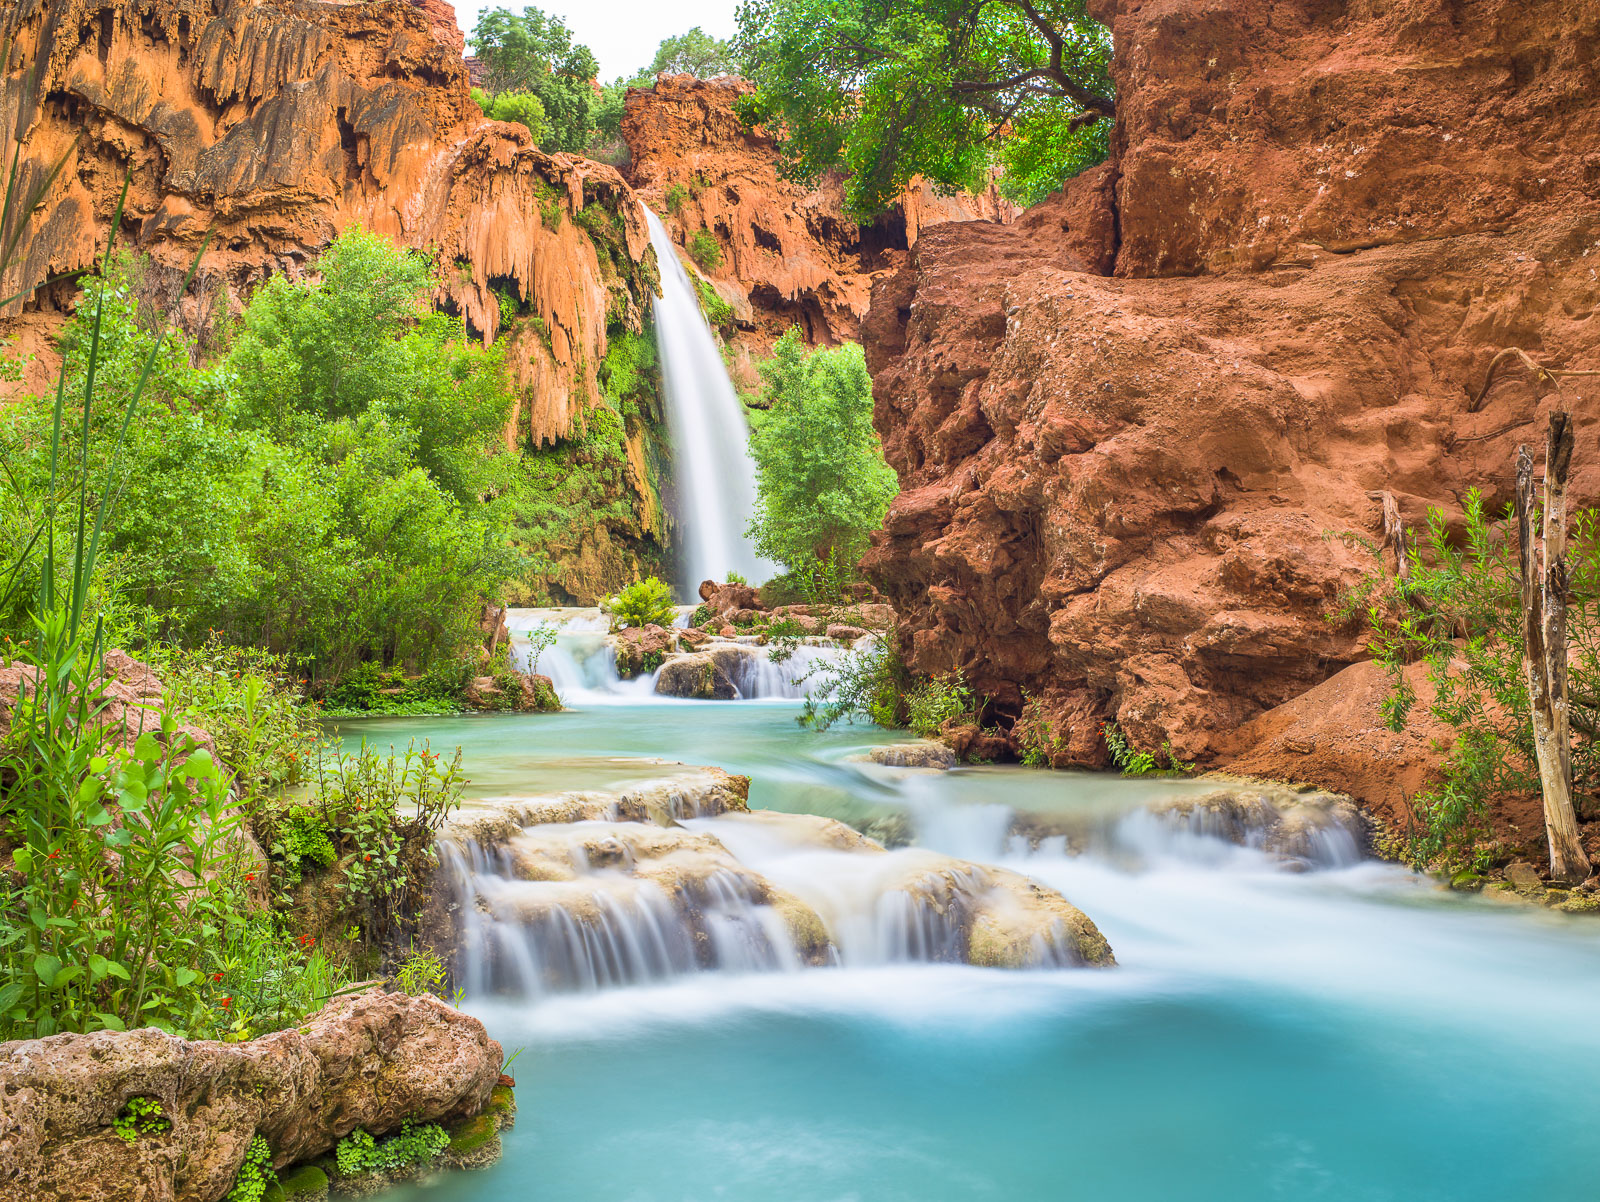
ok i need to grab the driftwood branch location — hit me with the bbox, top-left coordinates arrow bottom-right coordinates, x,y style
1514,411 -> 1591,884
1469,347 -> 1600,413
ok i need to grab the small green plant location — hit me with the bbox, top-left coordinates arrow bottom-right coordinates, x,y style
224,1133 -> 278,1202
726,570 -> 748,585
334,1121 -> 450,1177
395,943 -> 447,997
905,673 -> 972,739
603,576 -> 677,629
664,183 -> 689,215
523,622 -> 558,674
114,1097 -> 171,1143
1103,722 -> 1157,776
693,277 -> 734,327
799,638 -> 911,731
1016,693 -> 1067,767
687,228 -> 723,271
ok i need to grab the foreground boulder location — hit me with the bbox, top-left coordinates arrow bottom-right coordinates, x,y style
0,990 -> 502,1202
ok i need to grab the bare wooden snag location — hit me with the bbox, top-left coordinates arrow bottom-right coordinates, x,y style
1514,411 -> 1591,884
1379,491 -> 1410,582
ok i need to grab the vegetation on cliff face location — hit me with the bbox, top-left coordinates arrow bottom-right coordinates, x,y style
0,231 -> 518,683
735,0 -> 1114,212
469,6 -> 604,154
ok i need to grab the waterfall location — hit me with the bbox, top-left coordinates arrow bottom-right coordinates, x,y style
643,206 -> 779,595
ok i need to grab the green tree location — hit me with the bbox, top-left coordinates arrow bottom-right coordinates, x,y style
747,328 -> 897,576
470,6 -> 602,154
645,26 -> 741,78
735,0 -> 1114,214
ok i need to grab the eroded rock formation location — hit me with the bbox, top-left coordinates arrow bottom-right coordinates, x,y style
863,0 -> 1600,786
622,74 -> 1015,392
0,989 -> 502,1202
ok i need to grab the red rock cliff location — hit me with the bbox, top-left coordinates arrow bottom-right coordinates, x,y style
863,0 -> 1600,791
0,0 -> 655,449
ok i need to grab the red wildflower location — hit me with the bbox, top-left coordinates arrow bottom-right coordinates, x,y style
219,997 -> 232,1008
46,851 -> 59,861
213,972 -> 224,982
245,872 -> 257,882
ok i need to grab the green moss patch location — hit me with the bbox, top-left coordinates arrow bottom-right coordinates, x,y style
447,1112 -> 498,1155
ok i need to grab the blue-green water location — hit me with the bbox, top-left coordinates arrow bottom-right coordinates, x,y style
345,705 -> 1600,1201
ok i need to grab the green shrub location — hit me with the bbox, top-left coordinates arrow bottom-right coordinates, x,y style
799,638 -> 911,731
604,576 -> 677,629
687,229 -> 723,271
472,87 -> 549,145
905,674 -> 973,739
1103,722 -> 1157,776
694,277 -> 734,327
664,183 -> 689,214
395,943 -> 447,997
1016,694 -> 1065,767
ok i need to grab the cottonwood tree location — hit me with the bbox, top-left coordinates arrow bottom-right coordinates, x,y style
470,6 -> 601,154
735,0 -> 1114,213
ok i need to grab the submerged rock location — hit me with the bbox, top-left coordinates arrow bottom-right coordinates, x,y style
0,990 -> 501,1202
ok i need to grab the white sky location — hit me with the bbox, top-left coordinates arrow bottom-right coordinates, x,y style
452,0 -> 742,80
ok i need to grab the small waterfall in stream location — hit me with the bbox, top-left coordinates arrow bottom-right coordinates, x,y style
643,207 -> 780,595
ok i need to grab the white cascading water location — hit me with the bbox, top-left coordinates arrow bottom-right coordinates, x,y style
642,206 -> 780,595
506,607 -> 848,704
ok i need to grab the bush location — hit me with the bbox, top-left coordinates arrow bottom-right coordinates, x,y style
604,576 -> 677,629
472,87 -> 549,144
905,673 -> 973,739
335,1122 -> 450,1177
799,638 -> 911,731
664,183 -> 689,215
747,329 -> 898,584
687,229 -> 723,272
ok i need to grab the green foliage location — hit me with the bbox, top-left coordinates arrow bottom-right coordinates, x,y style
264,741 -> 466,963
1016,694 -> 1066,767
1334,491 -> 1600,868
523,622 -> 559,674
604,576 -> 677,629
747,329 -> 898,582
225,1134 -> 278,1202
694,277 -> 734,328
334,1122 -> 450,1177
0,232 -> 521,682
470,7 -> 602,154
643,26 -> 741,78
686,229 -> 724,272
799,638 -> 912,731
1103,722 -> 1157,776
395,943 -> 447,997
905,673 -> 973,738
735,0 -> 1114,214
472,86 -> 549,144
664,184 -> 690,215
115,1097 -> 171,1143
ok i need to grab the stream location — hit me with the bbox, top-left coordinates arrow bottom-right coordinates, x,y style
341,660 -> 1600,1201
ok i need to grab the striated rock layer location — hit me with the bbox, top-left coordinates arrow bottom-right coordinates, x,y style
863,0 -> 1600,786
0,989 -> 502,1202
622,75 -> 1015,392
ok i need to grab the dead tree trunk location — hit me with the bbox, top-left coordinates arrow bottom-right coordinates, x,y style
1380,491 -> 1410,583
1514,411 -> 1591,884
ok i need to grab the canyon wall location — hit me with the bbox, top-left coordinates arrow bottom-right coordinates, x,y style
622,75 -> 1015,393
0,0 -> 669,602
863,0 -> 1600,813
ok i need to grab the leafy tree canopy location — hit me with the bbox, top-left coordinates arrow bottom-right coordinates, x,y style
470,6 -> 601,154
472,87 -> 549,145
644,27 -> 741,80
747,329 -> 897,574
734,0 -> 1114,214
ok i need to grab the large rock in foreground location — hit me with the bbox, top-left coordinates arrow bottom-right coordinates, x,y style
0,990 -> 502,1202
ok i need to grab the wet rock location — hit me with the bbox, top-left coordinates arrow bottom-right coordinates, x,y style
611,624 -> 677,679
678,627 -> 711,650
0,991 -> 501,1202
826,624 -> 869,643
1506,861 -> 1545,893
654,647 -> 757,699
869,743 -> 957,771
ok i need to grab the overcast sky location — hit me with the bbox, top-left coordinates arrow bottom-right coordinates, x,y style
452,0 -> 742,80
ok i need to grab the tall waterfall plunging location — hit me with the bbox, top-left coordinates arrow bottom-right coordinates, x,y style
643,207 -> 779,594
